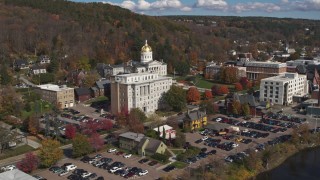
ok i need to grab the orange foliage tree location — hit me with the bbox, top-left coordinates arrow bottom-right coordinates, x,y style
186,87 -> 200,103
203,90 -> 213,100
234,83 -> 243,91
219,85 -> 229,94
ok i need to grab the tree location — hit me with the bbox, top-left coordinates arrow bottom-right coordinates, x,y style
200,100 -> 214,114
242,103 -> 251,116
83,72 -> 99,88
17,152 -> 39,173
39,139 -> 63,167
65,124 -> 76,139
147,113 -> 162,128
219,85 -> 229,94
186,87 -> 200,103
234,83 -> 243,91
164,86 -> 186,111
211,85 -> 221,96
89,133 -> 104,152
220,67 -> 239,84
146,129 -> 159,139
78,56 -> 91,71
232,100 -> 242,115
240,77 -> 251,90
173,131 -> 186,148
129,108 -> 147,123
203,90 -> 213,100
81,120 -> 99,136
100,119 -> 113,131
27,116 -> 40,136
174,61 -> 190,76
0,65 -> 12,85
72,134 -> 92,158
116,108 -> 128,127
162,126 -> 166,139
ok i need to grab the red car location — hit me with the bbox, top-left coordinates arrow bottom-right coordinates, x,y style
116,151 -> 124,156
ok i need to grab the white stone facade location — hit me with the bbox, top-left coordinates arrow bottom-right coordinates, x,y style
111,73 -> 172,114
260,73 -> 308,105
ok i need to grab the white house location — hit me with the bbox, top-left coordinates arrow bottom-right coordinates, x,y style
153,125 -> 176,139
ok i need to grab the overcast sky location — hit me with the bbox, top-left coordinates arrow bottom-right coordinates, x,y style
71,0 -> 320,20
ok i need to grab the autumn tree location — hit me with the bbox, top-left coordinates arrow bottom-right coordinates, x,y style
232,100 -> 242,116
17,152 -> 39,173
116,109 -> 128,127
100,119 -> 113,131
27,116 -> 40,136
220,67 -> 239,84
211,85 -> 221,96
81,120 -> 99,136
39,139 -> 63,167
77,56 -> 91,71
203,90 -> 213,100
83,72 -> 99,88
128,109 -> 145,133
72,134 -> 92,158
242,103 -> 251,116
65,124 -> 76,139
173,131 -> 186,148
147,113 -> 163,129
240,77 -> 250,90
219,85 -> 229,94
186,87 -> 200,103
129,108 -> 147,123
234,83 -> 243,91
89,133 -> 104,152
164,86 -> 186,111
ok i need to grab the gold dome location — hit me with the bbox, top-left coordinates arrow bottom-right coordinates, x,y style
141,40 -> 152,52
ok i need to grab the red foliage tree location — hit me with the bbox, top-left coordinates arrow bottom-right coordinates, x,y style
240,77 -> 250,89
89,133 -> 104,152
246,81 -> 253,89
16,152 -> 39,173
81,120 -> 99,135
211,85 -> 221,96
234,83 -> 243,91
219,85 -> 229,94
203,90 -> 213,100
65,124 -> 76,139
186,87 -> 200,102
100,119 -> 113,131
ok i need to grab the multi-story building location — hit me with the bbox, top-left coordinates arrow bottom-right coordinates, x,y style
36,84 -> 75,108
111,73 -> 172,114
245,61 -> 287,80
118,132 -> 145,151
98,40 -> 167,77
260,73 -> 308,105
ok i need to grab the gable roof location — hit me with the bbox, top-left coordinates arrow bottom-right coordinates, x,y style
15,59 -> 28,66
184,110 -> 206,122
0,169 -> 37,180
233,93 -> 258,107
74,88 -> 91,96
96,79 -> 110,89
119,132 -> 145,142
138,137 -> 163,153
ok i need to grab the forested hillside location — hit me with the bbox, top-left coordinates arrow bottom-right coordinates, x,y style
1,0 -> 320,74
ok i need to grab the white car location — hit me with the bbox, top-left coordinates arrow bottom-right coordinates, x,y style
139,170 -> 148,176
88,159 -> 97,164
1,165 -> 16,172
82,172 -> 92,178
109,167 -> 122,173
232,143 -> 239,148
123,154 -> 132,158
216,117 -> 222,122
65,164 -> 77,171
201,136 -> 208,141
108,148 -> 117,153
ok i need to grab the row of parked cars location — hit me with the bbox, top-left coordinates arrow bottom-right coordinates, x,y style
265,112 -> 307,124
49,163 -> 103,180
261,119 -> 295,129
80,152 -> 149,179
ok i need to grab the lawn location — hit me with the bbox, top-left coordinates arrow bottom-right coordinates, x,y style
0,145 -> 35,160
171,161 -> 188,169
171,149 -> 185,156
85,96 -> 108,105
175,75 -> 235,89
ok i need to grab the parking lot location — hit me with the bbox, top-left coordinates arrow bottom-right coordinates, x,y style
35,150 -> 164,180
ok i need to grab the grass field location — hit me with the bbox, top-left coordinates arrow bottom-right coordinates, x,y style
0,145 -> 35,160
175,75 -> 235,89
171,161 -> 188,169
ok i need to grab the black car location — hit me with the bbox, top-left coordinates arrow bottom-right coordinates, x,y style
138,158 -> 149,164
207,150 -> 217,155
163,165 -> 176,172
201,148 -> 207,152
95,177 -> 104,180
100,157 -> 112,164
241,139 -> 252,144
80,156 -> 92,163
67,174 -> 80,180
114,169 -> 125,175
73,169 -> 86,175
195,139 -> 203,144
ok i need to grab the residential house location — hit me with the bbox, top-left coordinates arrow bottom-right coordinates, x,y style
182,110 -> 207,131
231,93 -> 260,116
95,79 -> 110,97
38,55 -> 51,64
153,125 -> 176,139
90,87 -> 99,98
13,59 -> 29,70
30,65 -> 47,75
118,132 -> 145,151
66,70 -> 86,86
74,88 -> 91,102
137,137 -> 167,156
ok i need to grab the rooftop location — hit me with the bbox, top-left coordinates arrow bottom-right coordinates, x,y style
245,61 -> 286,68
0,169 -> 37,180
119,132 -> 145,142
261,73 -> 305,82
37,84 -> 73,92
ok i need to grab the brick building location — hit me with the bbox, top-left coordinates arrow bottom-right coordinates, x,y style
245,61 -> 287,80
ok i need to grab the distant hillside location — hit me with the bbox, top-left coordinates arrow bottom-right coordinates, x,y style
1,0 -> 320,74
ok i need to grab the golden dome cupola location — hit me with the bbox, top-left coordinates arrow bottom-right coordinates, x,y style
141,40 -> 152,53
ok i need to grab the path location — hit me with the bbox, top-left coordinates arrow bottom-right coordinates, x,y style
19,75 -> 36,87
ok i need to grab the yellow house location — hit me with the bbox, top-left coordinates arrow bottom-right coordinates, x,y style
183,110 -> 207,131
137,137 -> 167,156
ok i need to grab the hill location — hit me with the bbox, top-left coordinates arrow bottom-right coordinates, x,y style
1,0 -> 320,75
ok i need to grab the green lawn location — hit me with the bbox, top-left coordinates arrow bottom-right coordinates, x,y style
171,149 -> 185,156
175,75 -> 235,89
0,145 -> 35,160
171,161 -> 188,169
85,96 -> 108,104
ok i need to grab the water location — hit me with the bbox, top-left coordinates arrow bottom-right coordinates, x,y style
257,147 -> 320,180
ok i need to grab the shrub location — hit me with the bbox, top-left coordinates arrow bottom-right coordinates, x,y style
151,153 -> 169,163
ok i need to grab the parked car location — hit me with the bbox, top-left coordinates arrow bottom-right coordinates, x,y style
124,154 -> 132,158
108,148 -> 117,153
59,170 -> 69,176
138,158 -> 149,164
163,165 -> 176,172
148,161 -> 158,166
32,175 -> 47,180
64,164 -> 77,171
201,136 -> 209,141
139,170 -> 148,176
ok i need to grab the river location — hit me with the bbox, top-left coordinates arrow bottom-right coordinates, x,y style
257,147 -> 320,180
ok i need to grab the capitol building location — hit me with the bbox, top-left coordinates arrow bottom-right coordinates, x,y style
110,41 -> 172,114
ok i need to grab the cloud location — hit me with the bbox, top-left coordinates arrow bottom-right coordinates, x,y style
119,0 -> 136,10
232,2 -> 281,13
281,0 -> 289,3
290,0 -> 320,11
195,0 -> 228,10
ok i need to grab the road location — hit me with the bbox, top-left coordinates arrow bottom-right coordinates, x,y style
19,75 -> 36,87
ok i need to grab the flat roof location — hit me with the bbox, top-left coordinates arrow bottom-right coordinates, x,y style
262,73 -> 305,82
0,169 -> 37,180
37,84 -> 73,92
245,61 -> 286,68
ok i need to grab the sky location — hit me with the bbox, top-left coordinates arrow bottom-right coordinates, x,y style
71,0 -> 320,20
